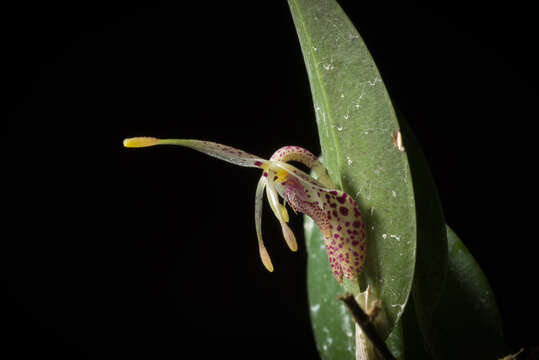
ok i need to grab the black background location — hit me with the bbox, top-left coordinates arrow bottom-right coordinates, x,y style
5,1 -> 537,359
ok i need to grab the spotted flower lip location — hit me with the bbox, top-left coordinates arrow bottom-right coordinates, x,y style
123,137 -> 366,284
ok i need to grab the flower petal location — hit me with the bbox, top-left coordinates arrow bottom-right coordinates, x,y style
270,146 -> 335,188
266,172 -> 298,252
255,176 -> 273,272
275,171 -> 366,283
124,137 -> 268,168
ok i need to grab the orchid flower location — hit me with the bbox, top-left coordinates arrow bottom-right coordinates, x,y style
123,137 -> 366,284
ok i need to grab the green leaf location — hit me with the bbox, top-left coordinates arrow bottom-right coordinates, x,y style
423,226 -> 507,359
305,214 -> 406,359
305,215 -> 356,359
385,318 -> 405,360
288,0 -> 419,338
398,116 -> 447,342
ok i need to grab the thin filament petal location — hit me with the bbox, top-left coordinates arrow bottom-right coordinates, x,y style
255,176 -> 273,272
266,172 -> 298,252
265,173 -> 286,224
124,137 -> 268,168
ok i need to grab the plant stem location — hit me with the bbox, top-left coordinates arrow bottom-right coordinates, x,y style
337,293 -> 396,360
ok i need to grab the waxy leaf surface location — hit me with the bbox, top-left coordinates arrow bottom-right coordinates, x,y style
288,0 -> 417,338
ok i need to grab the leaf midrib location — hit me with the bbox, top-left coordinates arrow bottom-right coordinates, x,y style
290,0 -> 344,184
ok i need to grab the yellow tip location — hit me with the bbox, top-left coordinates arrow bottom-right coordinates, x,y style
123,137 -> 160,148
279,204 -> 289,223
282,224 -> 298,252
259,245 -> 274,272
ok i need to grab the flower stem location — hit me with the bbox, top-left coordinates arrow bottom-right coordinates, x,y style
337,293 -> 396,360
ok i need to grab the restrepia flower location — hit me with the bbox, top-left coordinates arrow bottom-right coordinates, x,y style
123,137 -> 366,284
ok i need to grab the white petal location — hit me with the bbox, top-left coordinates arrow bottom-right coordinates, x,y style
255,176 -> 273,272
153,139 -> 268,168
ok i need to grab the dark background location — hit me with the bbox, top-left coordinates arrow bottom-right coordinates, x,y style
5,1 -> 537,359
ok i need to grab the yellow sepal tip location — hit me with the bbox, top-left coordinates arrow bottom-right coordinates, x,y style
282,224 -> 298,252
123,137 -> 160,148
259,245 -> 274,272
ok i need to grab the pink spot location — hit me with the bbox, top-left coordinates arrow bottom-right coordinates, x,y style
352,240 -> 360,246
345,221 -> 350,227
263,172 -> 268,177
337,225 -> 342,231
339,207 -> 349,216
337,194 -> 347,204
333,234 -> 340,239
353,221 -> 361,228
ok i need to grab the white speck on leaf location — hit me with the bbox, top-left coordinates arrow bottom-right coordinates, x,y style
340,93 -> 345,98
367,76 -> 381,86
322,56 -> 335,71
304,219 -> 314,233
382,234 -> 387,239
393,130 -> 406,152
340,303 -> 354,338
337,125 -> 343,131
311,304 -> 321,314
346,156 -> 353,166
391,303 -> 406,318
392,190 -> 397,198
355,84 -> 367,108
390,234 -> 401,242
